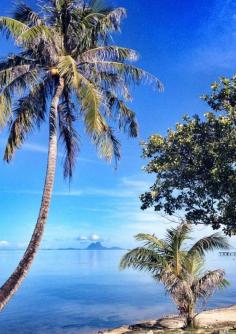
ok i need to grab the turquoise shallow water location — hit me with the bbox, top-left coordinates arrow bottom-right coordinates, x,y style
0,250 -> 235,334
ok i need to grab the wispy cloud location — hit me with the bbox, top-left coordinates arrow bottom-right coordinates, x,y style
0,139 -> 95,163
54,176 -> 151,198
1,176 -> 150,198
0,139 -> 50,155
182,0 -> 236,72
55,187 -> 134,198
120,177 -> 150,190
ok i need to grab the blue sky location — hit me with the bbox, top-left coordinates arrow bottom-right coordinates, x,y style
0,0 -> 236,249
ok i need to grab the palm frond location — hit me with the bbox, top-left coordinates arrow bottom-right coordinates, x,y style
58,55 -> 107,135
0,54 -> 35,71
14,3 -> 44,26
105,92 -> 138,137
4,81 -> 48,161
183,253 -> 204,276
59,95 -> 80,181
159,266 -> 193,304
81,61 -> 163,90
0,91 -> 12,128
0,65 -> 31,91
165,222 -> 192,250
194,269 -> 229,300
0,16 -> 52,46
135,233 -> 166,251
188,233 -> 230,257
57,55 -> 79,86
120,247 -> 164,272
1,69 -> 38,98
97,73 -> 131,100
19,25 -> 52,45
97,7 -> 126,32
83,7 -> 126,32
93,126 -> 121,163
0,17 -> 28,39
79,46 -> 138,63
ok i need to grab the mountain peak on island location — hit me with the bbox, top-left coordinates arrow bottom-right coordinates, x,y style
86,242 -> 105,250
86,242 -> 122,250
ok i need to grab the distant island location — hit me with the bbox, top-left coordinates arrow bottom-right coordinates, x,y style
86,242 -> 122,250
0,242 -> 123,251
50,242 -> 123,251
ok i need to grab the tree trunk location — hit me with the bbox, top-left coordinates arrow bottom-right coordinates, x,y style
186,303 -> 195,328
0,78 -> 64,311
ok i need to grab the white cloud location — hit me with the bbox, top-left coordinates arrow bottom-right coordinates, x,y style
77,235 -> 88,241
0,240 -> 10,247
24,143 -> 49,154
89,234 -> 100,241
0,139 -> 94,162
77,234 -> 101,242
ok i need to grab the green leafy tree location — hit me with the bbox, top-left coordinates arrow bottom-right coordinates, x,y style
140,77 -> 236,235
120,223 -> 230,328
0,0 -> 161,310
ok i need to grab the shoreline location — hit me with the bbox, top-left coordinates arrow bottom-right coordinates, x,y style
98,305 -> 236,333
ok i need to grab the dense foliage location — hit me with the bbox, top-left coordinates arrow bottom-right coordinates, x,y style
140,77 -> 236,235
120,223 -> 230,327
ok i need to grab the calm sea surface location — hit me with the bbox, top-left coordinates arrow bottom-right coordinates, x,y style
0,250 -> 235,334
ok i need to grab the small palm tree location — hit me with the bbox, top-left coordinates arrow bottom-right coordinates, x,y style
120,223 -> 230,328
0,0 -> 162,310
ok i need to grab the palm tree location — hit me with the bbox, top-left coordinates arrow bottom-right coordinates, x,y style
120,223 -> 230,328
0,0 -> 162,310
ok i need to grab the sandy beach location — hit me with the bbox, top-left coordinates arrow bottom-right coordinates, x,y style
99,305 -> 236,333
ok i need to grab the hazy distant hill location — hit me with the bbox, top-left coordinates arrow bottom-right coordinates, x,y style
55,242 -> 123,251
86,242 -> 122,250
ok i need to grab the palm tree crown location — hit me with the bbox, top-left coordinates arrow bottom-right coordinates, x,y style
120,223 -> 230,327
0,0 -> 162,178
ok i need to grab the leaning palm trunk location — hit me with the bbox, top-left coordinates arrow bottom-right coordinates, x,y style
0,79 -> 64,311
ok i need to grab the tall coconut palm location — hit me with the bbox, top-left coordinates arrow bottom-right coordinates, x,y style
120,223 -> 230,328
0,0 -> 162,310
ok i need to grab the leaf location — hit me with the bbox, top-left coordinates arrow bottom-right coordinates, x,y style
58,55 -> 107,135
79,46 -> 138,63
81,61 -> 163,91
19,25 -> 53,45
58,92 -> 80,181
98,7 -> 126,32
14,4 -> 44,26
0,17 -> 28,38
120,247 -> 164,272
135,233 -> 166,250
4,81 -> 48,161
188,233 -> 230,257
0,16 -> 52,46
0,65 -> 31,90
104,92 -> 138,137
94,126 -> 121,163
0,92 -> 12,129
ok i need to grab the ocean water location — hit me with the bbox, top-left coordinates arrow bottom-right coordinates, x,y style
0,250 -> 235,334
